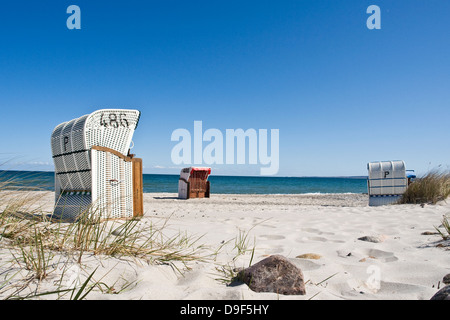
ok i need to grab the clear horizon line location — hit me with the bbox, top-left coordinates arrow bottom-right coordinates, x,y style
0,169 -> 368,179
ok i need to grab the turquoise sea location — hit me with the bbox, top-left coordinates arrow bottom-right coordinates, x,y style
0,171 -> 368,194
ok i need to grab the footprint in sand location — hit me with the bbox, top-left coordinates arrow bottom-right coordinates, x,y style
356,248 -> 398,263
264,245 -> 285,255
375,281 -> 426,296
290,258 -> 322,271
259,234 -> 285,240
260,223 -> 277,229
301,228 -> 335,236
295,236 -> 327,243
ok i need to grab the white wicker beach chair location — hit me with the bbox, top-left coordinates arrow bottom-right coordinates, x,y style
51,109 -> 143,221
367,160 -> 408,206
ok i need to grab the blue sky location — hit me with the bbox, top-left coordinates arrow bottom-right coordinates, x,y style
0,1 -> 449,177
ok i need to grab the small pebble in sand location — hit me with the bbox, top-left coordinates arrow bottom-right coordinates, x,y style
296,253 -> 322,260
358,235 -> 385,243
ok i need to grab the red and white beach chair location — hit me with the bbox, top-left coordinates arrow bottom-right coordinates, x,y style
178,167 -> 211,199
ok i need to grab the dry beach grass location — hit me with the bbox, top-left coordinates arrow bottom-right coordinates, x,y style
400,170 -> 450,205
0,190 -> 211,299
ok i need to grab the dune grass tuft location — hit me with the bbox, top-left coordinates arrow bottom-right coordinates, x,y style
400,170 -> 450,204
435,215 -> 450,241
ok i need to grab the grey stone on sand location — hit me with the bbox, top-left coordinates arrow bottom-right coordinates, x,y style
358,236 -> 384,243
238,255 -> 306,295
430,285 -> 450,300
443,274 -> 450,285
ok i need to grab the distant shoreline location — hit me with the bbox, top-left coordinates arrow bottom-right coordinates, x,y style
1,170 -> 369,194
1,169 -> 368,179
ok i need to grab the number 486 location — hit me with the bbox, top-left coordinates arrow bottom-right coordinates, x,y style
100,113 -> 129,128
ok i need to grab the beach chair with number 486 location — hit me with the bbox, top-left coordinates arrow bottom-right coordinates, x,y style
51,109 -> 144,221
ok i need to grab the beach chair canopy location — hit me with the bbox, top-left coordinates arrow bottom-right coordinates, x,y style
406,170 -> 416,179
179,167 -> 211,180
178,167 -> 211,199
51,109 -> 142,220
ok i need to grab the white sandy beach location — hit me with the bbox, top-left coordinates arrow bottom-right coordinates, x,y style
0,191 -> 449,300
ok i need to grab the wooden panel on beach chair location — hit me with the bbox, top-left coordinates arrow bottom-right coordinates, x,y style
206,180 -> 210,198
132,158 -> 144,217
188,171 -> 209,198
